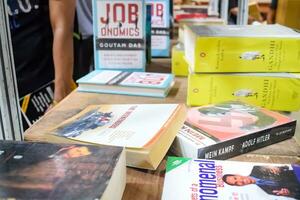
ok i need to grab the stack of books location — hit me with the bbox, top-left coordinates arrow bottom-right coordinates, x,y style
172,18 -> 225,77
183,24 -> 300,111
78,0 -> 175,98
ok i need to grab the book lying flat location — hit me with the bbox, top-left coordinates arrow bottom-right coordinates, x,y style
172,101 -> 296,160
162,157 -> 300,200
77,70 -> 174,98
187,72 -> 300,111
184,24 -> 300,72
50,104 -> 186,170
0,141 -> 126,200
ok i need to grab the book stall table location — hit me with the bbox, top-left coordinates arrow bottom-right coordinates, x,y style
24,59 -> 300,200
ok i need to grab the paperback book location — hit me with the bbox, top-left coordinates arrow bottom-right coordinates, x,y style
50,104 -> 186,170
187,73 -> 300,111
162,157 -> 300,200
76,70 -> 174,98
172,101 -> 296,160
171,43 -> 189,77
146,0 -> 170,57
93,0 -> 146,71
184,24 -> 300,72
0,141 -> 126,200
19,81 -> 54,130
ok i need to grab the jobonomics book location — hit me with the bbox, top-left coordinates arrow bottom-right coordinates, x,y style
0,141 -> 126,200
93,0 -> 146,71
172,101 -> 296,160
162,157 -> 300,200
187,73 -> 300,111
50,104 -> 186,170
146,0 -> 170,57
20,81 -> 54,130
184,24 -> 300,72
76,70 -> 174,97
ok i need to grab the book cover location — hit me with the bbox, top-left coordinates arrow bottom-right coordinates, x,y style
146,0 -> 170,57
172,101 -> 296,160
77,70 -> 174,97
50,104 -> 186,170
0,141 -> 126,200
162,157 -> 300,200
187,73 -> 300,111
93,0 -> 146,71
184,24 -> 300,72
19,81 -> 54,130
171,43 -> 189,77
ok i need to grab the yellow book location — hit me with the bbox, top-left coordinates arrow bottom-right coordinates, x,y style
184,24 -> 300,72
187,73 -> 300,111
171,43 -> 189,77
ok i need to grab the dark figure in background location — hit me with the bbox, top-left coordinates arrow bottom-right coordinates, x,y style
267,0 -> 278,24
7,0 -> 75,102
73,0 -> 94,81
223,165 -> 300,199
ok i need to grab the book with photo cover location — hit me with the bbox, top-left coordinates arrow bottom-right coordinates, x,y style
50,104 -> 186,170
77,70 -> 174,98
0,141 -> 126,200
171,101 -> 296,160
162,157 -> 300,200
93,0 -> 146,71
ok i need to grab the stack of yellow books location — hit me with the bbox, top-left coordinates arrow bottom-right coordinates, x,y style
183,24 -> 300,111
172,18 -> 225,77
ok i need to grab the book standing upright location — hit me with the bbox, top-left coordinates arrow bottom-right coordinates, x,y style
93,0 -> 146,71
146,0 -> 170,57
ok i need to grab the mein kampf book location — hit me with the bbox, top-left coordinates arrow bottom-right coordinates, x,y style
50,104 -> 186,170
187,73 -> 300,111
76,70 -> 174,98
20,81 -> 54,130
93,0 -> 146,71
0,141 -> 126,200
171,101 -> 296,160
184,24 -> 300,73
146,0 -> 171,57
162,157 -> 300,200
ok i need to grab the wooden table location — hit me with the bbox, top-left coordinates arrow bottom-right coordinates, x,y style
25,59 -> 300,200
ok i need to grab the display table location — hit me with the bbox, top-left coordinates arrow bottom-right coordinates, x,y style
25,59 -> 300,200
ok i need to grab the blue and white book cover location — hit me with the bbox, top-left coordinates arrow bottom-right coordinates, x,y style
78,70 -> 173,88
77,70 -> 174,97
93,0 -> 146,71
146,0 -> 170,57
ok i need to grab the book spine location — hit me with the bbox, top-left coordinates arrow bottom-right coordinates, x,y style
197,121 -> 297,160
194,37 -> 300,72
